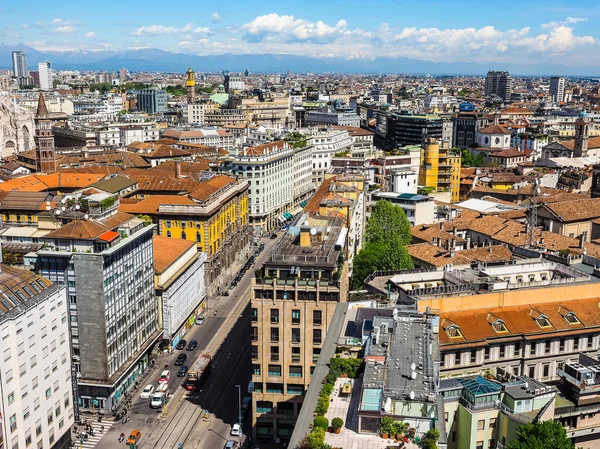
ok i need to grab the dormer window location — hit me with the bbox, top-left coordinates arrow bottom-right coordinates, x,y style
492,320 -> 509,334
446,325 -> 463,339
564,311 -> 581,326
441,318 -> 465,342
536,315 -> 552,329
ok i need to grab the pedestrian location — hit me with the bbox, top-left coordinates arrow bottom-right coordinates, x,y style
100,425 -> 104,434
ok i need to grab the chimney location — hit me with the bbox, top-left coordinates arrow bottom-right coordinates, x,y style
175,161 -> 182,179
494,112 -> 500,126
300,227 -> 311,247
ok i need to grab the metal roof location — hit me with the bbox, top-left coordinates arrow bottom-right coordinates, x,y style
458,376 -> 501,396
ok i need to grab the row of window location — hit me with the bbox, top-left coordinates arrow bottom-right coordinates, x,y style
251,327 -> 322,345
253,308 -> 322,325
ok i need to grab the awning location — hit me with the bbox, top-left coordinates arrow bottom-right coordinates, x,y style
278,215 -> 286,223
300,201 -> 307,207
284,212 -> 293,220
98,230 -> 120,243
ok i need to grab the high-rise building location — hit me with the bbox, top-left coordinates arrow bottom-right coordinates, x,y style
12,50 -> 28,78
37,205 -> 159,413
137,88 -> 168,114
224,74 -> 244,93
120,68 -> 127,82
34,93 -> 56,173
38,61 -> 53,91
186,67 -> 196,104
484,71 -> 512,102
418,137 -> 461,202
250,215 -> 348,441
0,265 -> 75,449
549,76 -> 565,103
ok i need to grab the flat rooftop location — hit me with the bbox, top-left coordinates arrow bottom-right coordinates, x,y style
266,214 -> 345,268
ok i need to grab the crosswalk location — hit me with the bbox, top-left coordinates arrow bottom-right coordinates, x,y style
72,419 -> 115,449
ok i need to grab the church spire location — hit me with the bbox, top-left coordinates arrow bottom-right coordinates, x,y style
36,92 -> 49,117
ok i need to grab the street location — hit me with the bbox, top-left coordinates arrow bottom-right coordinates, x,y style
91,235 -> 280,449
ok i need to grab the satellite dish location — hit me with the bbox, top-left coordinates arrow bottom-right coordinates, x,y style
55,209 -> 61,215
61,207 -> 66,212
409,391 -> 415,400
383,397 -> 392,412
411,371 -> 417,380
46,205 -> 51,211
84,214 -> 89,220
75,204 -> 80,210
46,201 -> 51,206
310,228 -> 317,236
410,363 -> 416,371
61,197 -> 67,204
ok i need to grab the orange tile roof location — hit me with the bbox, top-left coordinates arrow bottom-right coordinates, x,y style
118,195 -> 195,215
439,297 -> 600,347
0,173 -> 107,192
480,124 -> 511,135
540,198 -> 600,222
245,140 -> 286,156
188,175 -> 236,202
153,235 -> 196,274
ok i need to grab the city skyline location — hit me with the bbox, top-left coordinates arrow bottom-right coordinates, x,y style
0,0 -> 600,70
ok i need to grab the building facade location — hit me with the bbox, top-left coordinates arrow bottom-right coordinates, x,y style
251,216 -> 349,442
484,71 -> 512,102
0,266 -> 74,449
550,76 -> 565,103
137,88 -> 168,114
38,62 -> 53,91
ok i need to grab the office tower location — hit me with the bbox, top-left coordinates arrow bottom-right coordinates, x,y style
12,50 -> 28,78
0,265 -> 75,449
37,207 -> 158,413
137,88 -> 168,114
550,76 -> 565,103
34,93 -> 56,173
251,216 -> 348,441
38,61 -> 53,90
120,68 -> 127,81
186,67 -> 196,104
484,71 -> 512,102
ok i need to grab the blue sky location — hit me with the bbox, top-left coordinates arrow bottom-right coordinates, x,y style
1,0 -> 599,65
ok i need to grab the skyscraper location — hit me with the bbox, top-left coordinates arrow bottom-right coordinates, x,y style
38,61 -> 53,90
484,71 -> 512,102
12,50 -> 28,78
549,76 -> 565,103
120,67 -> 127,81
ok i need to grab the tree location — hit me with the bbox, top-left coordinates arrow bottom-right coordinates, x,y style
507,420 -> 574,449
350,242 -> 388,290
461,149 -> 475,167
365,200 -> 412,246
313,416 -> 329,431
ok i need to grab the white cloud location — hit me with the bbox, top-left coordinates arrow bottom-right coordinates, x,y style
132,23 -> 212,36
542,16 -> 587,28
85,31 -> 95,38
211,12 -> 222,23
242,14 -> 348,43
53,25 -> 76,34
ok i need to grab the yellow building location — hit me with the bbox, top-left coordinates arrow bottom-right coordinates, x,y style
418,137 -> 461,202
186,66 -> 196,104
119,175 -> 249,287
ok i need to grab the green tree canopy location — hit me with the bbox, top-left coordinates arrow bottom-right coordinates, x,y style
365,200 -> 412,246
507,420 -> 574,449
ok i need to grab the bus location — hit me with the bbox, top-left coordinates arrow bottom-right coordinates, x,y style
184,354 -> 212,391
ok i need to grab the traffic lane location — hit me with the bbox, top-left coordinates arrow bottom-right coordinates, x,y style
128,315 -> 226,417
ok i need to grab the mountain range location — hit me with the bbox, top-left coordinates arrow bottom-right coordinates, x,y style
1,43 -> 599,76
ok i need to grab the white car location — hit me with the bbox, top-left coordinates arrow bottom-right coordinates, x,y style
140,385 -> 155,399
230,423 -> 242,437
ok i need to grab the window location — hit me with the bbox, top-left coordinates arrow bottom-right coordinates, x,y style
8,391 -> 15,404
47,409 -> 53,424
530,344 -> 536,356
32,377 -> 39,389
24,407 -> 30,420
268,365 -> 281,376
45,388 -> 51,399
30,355 -> 36,368
256,401 -> 273,414
251,327 -> 258,341
292,347 -> 300,362
574,338 -> 580,351
20,363 -> 26,377
559,338 -> 565,352
499,345 -> 506,358
476,441 -> 484,449
270,309 -> 279,324
270,327 -> 279,342
544,341 -> 550,354
35,421 -> 42,436
64,394 -> 70,408
253,364 -> 260,376
543,364 -> 550,378
528,365 -> 535,378
455,353 -> 461,364
251,345 -> 258,360
313,348 -> 321,363
565,312 -> 581,326
251,308 -> 258,322
470,350 -> 477,364
489,418 -> 496,429
287,385 -> 303,395
292,328 -> 300,343
477,419 -> 485,430
289,366 -> 302,377
292,310 -> 300,325
536,315 -> 552,329
313,310 -> 322,325
492,320 -> 509,333
313,329 -> 322,345
270,346 -> 279,362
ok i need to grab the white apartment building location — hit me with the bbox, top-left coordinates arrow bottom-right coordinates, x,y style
305,128 -> 353,187
162,128 -> 236,150
292,144 -> 314,210
184,102 -> 219,124
0,266 -> 74,449
228,141 -> 294,234
38,62 -> 52,91
72,94 -> 123,117
119,124 -> 160,146
17,96 -> 74,116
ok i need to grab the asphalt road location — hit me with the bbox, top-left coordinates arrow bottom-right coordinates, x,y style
94,235 -> 279,449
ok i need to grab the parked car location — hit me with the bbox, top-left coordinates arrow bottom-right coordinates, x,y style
175,339 -> 187,350
224,441 -> 237,449
230,423 -> 242,436
140,385 -> 154,399
174,354 -> 187,366
177,366 -> 188,377
186,340 -> 198,351
159,370 -> 170,383
196,316 -> 205,325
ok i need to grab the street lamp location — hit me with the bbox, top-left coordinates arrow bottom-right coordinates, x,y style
235,384 -> 242,444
